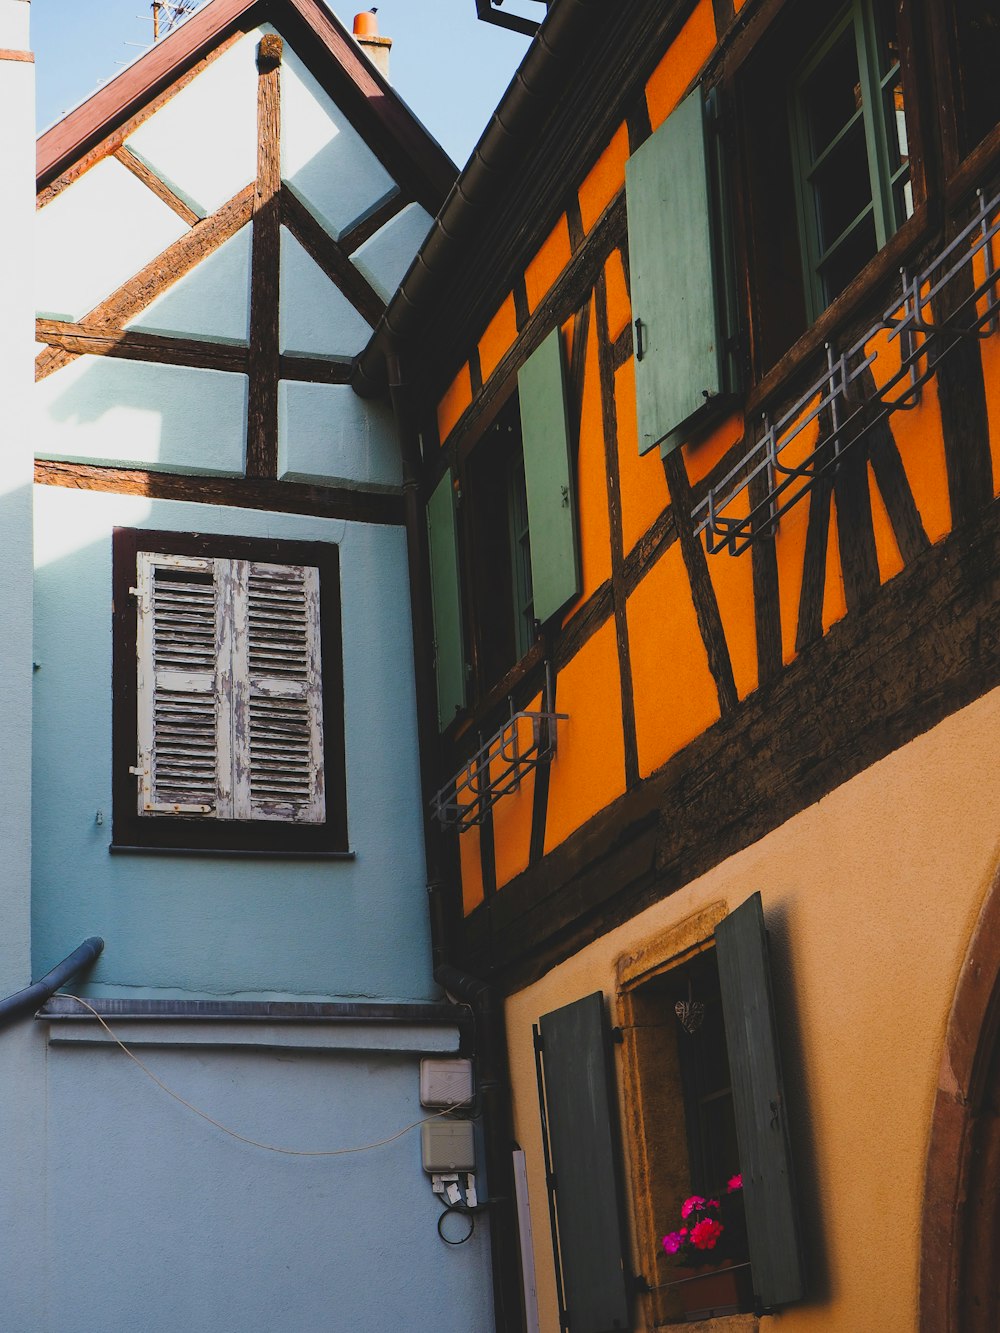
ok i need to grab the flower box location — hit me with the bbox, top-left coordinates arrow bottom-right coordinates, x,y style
674,1259 -> 754,1322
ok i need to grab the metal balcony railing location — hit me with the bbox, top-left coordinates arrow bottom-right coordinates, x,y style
431,669 -> 567,832
693,184 -> 1000,557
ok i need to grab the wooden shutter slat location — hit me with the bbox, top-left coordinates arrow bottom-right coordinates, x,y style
137,552 -> 221,816
518,325 -> 581,626
239,561 -> 325,824
538,992 -> 631,1333
627,86 -> 723,456
716,893 -> 806,1310
426,471 -> 467,731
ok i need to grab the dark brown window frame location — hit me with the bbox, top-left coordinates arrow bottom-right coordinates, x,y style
112,527 -> 348,856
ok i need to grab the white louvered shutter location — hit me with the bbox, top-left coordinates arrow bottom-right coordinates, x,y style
233,561 -> 325,823
135,552 -> 324,824
135,552 -> 231,817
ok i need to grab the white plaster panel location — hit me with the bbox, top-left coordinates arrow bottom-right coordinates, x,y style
124,28 -> 263,216
35,158 -> 189,322
279,226 -> 372,358
35,357 -> 247,475
351,203 -> 434,304
278,381 -> 400,488
126,225 -> 252,344
281,45 -> 397,240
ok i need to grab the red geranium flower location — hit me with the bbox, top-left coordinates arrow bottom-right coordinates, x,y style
690,1218 -> 724,1250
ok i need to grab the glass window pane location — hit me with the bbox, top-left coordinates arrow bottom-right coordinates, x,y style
802,27 -> 862,160
819,211 -> 878,304
811,118 -> 873,254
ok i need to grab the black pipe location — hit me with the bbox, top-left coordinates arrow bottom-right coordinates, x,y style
387,355 -> 524,1329
0,937 -> 104,1028
436,964 -> 525,1333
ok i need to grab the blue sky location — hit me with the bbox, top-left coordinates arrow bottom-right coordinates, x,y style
32,0 -> 532,169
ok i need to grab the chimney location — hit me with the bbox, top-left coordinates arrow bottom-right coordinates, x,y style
353,10 -> 392,80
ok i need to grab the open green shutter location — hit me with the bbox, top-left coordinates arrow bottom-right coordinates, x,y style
626,86 -> 723,456
518,327 -> 581,624
538,992 -> 631,1333
426,471 -> 466,730
716,893 -> 806,1310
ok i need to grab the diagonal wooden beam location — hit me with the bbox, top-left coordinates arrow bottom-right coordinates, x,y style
282,186 -> 386,328
113,146 -> 200,225
246,33 -> 283,479
339,191 -> 407,256
34,184 -> 255,381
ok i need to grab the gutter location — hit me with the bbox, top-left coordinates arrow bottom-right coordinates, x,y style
352,0 -> 605,399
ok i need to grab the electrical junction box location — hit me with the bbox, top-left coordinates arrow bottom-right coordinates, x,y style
420,1057 -> 473,1109
421,1119 -> 476,1174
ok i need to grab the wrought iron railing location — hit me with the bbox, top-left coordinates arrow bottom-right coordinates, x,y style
431,669 -> 567,832
693,184 -> 1000,556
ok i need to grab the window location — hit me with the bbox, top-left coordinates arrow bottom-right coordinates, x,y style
427,326 -> 580,729
536,895 -> 805,1327
737,0 -> 920,372
789,0 -> 912,322
112,529 -> 346,854
949,0 -> 1000,159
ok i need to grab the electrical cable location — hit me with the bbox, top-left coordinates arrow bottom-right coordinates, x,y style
62,994 -> 471,1157
436,1199 -> 476,1246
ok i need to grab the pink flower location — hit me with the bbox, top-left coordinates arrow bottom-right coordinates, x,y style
679,1227 -> 688,1236
727,1174 -> 743,1193
690,1218 -> 724,1250
708,1199 -> 720,1209
662,1232 -> 683,1255
681,1195 -> 706,1219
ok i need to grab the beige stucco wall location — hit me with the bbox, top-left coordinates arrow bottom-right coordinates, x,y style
507,683 -> 1000,1332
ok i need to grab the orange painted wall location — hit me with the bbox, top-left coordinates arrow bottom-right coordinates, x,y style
437,363 -> 472,446
773,398 -> 822,665
604,249 -> 632,343
544,621 -> 627,854
865,324 -> 951,545
868,461 -> 905,585
823,495 -> 848,632
525,215 -> 573,315
566,304 -> 612,614
579,122 -> 630,234
628,541 -> 721,779
645,0 -> 717,134
492,698 -> 543,890
701,496 -> 758,702
478,292 -> 519,384
616,358 -> 671,557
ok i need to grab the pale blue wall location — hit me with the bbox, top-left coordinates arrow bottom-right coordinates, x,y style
35,1037 -> 493,1333
32,486 -> 434,1003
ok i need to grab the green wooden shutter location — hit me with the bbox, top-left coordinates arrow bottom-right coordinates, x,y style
518,327 -> 581,624
716,893 -> 806,1310
426,470 -> 466,730
538,992 -> 631,1333
626,86 -> 723,456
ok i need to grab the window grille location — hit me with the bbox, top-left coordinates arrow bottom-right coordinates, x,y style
694,183 -> 1000,556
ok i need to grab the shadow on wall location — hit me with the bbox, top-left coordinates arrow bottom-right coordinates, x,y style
36,355 -> 248,476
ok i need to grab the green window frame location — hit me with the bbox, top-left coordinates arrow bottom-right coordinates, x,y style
789,0 -> 913,322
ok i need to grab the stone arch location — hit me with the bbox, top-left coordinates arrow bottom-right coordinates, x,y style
920,866 -> 1000,1331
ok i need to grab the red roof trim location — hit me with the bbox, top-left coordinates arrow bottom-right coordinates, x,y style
36,0 -> 455,199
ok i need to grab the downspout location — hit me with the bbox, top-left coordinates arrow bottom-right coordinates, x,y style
0,937 -> 104,1028
387,354 -> 525,1333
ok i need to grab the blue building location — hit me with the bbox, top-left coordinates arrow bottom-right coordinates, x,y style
0,1 -> 495,1327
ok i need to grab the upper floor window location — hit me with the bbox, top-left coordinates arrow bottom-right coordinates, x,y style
427,327 -> 580,730
112,529 -> 347,854
789,0 -> 913,322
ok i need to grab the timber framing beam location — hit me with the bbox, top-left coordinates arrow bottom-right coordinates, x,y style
461,492 -> 1000,991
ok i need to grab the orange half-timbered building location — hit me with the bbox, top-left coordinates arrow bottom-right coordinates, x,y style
356,0 -> 1000,1329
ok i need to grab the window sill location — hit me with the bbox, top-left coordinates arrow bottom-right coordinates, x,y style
109,844 -> 356,861
747,201 -> 931,418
